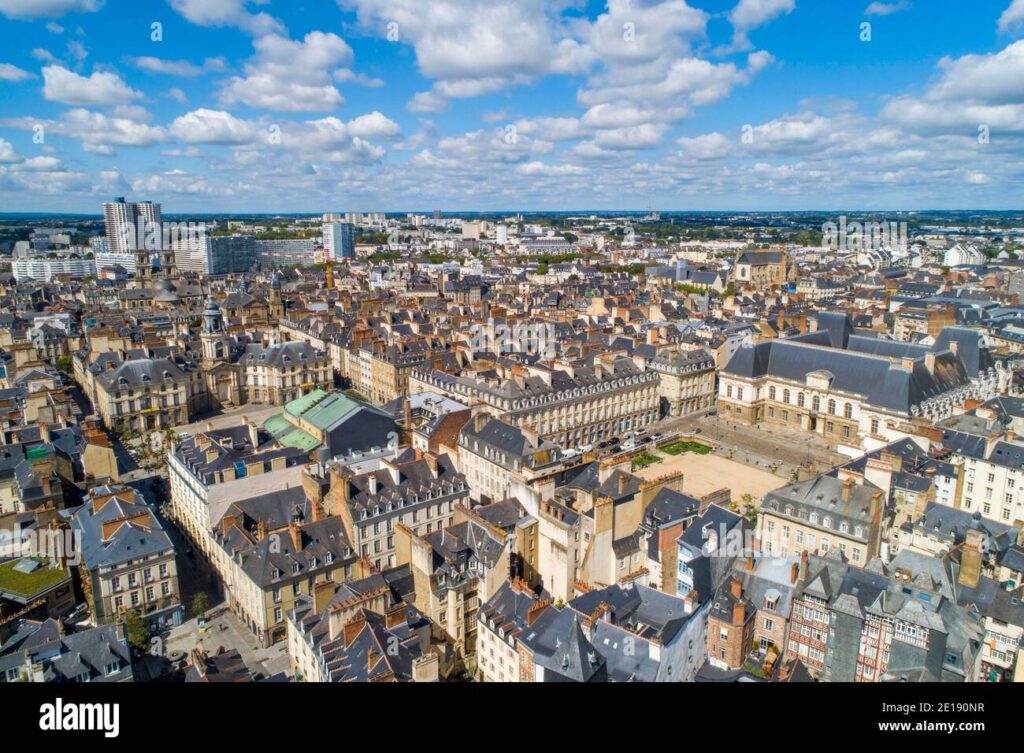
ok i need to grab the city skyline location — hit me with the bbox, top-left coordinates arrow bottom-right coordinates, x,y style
0,0 -> 1022,212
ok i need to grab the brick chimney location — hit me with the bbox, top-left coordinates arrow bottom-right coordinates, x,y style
424,452 -> 439,478
288,521 -> 303,552
791,562 -> 799,584
367,645 -> 380,672
683,589 -> 698,614
730,576 -> 743,599
732,596 -> 746,626
958,529 -> 983,588
412,653 -> 439,682
313,580 -> 334,614
841,476 -> 855,502
342,613 -> 366,646
618,473 -> 629,496
527,598 -> 550,626
385,602 -> 406,629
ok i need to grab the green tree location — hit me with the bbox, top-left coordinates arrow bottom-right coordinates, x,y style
190,592 -> 210,620
124,610 -> 150,654
56,355 -> 74,374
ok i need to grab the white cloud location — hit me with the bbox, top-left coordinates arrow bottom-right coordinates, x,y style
219,31 -> 353,112
130,168 -> 212,195
65,39 -> 87,63
42,65 -> 141,105
45,21 -> 63,32
0,0 -> 102,20
19,155 -> 62,171
334,69 -> 384,87
168,0 -> 283,36
517,161 -> 586,176
170,109 -> 260,145
723,0 -> 794,52
0,138 -> 20,162
593,123 -> 667,149
0,63 -> 33,82
126,56 -> 225,76
0,108 -> 168,154
865,1 -> 911,16
346,111 -> 402,139
999,0 -> 1024,34
343,0 -> 592,111
676,132 -> 734,160
880,41 -> 1024,132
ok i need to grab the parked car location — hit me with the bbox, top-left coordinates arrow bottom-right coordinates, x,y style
649,432 -> 663,441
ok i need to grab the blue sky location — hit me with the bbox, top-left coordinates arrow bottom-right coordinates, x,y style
0,0 -> 1023,212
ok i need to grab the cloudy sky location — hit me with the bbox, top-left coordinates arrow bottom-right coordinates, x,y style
0,0 -> 1023,213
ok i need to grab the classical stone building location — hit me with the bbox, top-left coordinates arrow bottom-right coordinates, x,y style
731,249 -> 795,288
649,348 -> 716,418
411,356 -> 660,449
70,484 -> 184,632
198,296 -> 332,410
718,313 -> 999,448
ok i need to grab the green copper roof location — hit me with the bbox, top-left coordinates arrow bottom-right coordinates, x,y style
262,413 -> 295,438
283,388 -> 329,418
300,393 -> 362,429
277,427 -> 321,451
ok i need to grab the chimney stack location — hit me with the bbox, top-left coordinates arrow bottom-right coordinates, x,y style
385,602 -> 406,630
425,452 -> 439,478
841,476 -> 855,502
313,580 -> 334,614
527,598 -> 550,626
732,594 -> 746,625
342,613 -> 366,646
730,576 -> 743,599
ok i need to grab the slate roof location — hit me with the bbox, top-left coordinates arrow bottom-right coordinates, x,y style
69,485 -> 175,570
